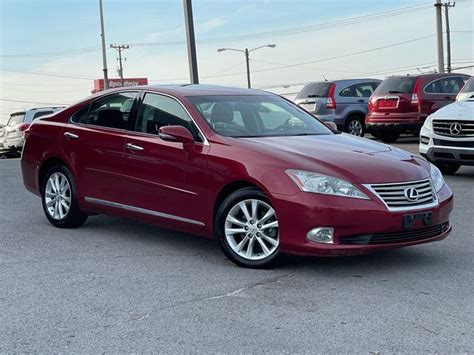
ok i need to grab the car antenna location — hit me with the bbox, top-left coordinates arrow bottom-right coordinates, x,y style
322,74 -> 328,82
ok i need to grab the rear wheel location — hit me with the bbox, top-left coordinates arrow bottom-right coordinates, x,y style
344,115 -> 365,137
378,131 -> 400,143
41,165 -> 88,228
215,187 -> 280,268
433,162 -> 461,175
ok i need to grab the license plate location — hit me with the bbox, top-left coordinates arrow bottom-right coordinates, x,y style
300,103 -> 315,112
378,99 -> 398,108
402,211 -> 433,229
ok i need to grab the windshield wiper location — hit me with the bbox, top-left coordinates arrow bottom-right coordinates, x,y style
388,90 -> 405,94
307,94 -> 322,98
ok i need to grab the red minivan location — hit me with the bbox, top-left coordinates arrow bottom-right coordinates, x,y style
366,73 -> 469,143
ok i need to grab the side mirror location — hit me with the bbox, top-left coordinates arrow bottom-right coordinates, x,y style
158,125 -> 194,144
324,121 -> 338,131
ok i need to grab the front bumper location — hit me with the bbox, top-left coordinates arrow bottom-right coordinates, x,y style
271,184 -> 453,256
419,127 -> 474,166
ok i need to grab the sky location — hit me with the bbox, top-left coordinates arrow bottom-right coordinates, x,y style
0,0 -> 473,123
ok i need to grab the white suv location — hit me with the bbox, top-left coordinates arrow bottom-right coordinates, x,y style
419,98 -> 474,174
0,107 -> 64,157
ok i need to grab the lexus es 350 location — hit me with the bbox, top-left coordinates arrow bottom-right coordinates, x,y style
21,85 -> 453,268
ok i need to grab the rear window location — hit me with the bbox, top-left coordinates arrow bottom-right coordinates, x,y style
296,82 -> 332,99
374,77 -> 416,95
460,77 -> 474,93
7,113 -> 25,126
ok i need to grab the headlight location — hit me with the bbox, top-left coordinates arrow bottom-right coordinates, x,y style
430,164 -> 445,192
285,169 -> 370,199
423,115 -> 433,130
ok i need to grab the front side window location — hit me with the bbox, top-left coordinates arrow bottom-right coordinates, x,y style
135,93 -> 202,141
72,92 -> 137,129
189,95 -> 332,138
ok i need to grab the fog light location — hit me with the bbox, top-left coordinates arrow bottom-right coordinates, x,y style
420,135 -> 430,145
307,227 -> 334,244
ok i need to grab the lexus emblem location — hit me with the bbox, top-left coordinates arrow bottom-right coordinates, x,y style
404,187 -> 419,202
449,122 -> 462,136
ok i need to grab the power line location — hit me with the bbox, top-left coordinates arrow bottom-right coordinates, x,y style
0,47 -> 101,58
0,66 -> 95,80
133,3 -> 433,47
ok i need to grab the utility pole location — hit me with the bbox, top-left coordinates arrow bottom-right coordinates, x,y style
245,49 -> 251,89
98,0 -> 109,89
183,0 -> 199,84
434,0 -> 445,73
110,44 -> 130,86
443,2 -> 455,73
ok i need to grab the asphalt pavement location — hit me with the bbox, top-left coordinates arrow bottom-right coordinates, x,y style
1,139 -> 473,353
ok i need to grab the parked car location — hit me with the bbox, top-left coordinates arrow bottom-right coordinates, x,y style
294,79 -> 381,136
366,73 -> 469,143
0,107 -> 64,156
21,85 -> 453,268
456,76 -> 474,101
419,98 -> 474,174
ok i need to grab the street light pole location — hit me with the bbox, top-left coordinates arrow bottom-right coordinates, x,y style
98,0 -> 109,89
218,44 -> 276,89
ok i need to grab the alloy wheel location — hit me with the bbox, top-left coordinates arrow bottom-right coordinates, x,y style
348,119 -> 363,136
44,172 -> 72,220
224,199 -> 279,261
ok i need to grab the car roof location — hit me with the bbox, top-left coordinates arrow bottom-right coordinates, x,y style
124,84 -> 273,97
387,72 -> 469,79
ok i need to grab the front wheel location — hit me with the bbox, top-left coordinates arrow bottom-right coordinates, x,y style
41,165 -> 88,228
344,116 -> 365,137
215,187 -> 280,268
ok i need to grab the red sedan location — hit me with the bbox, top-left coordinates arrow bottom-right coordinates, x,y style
21,85 -> 453,268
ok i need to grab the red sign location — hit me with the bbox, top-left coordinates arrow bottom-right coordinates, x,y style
93,78 -> 148,93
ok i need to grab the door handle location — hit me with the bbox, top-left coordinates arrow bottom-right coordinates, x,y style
126,143 -> 144,152
64,132 -> 79,140
358,99 -> 365,103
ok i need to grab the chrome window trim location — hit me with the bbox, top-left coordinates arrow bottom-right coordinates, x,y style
141,90 -> 209,146
85,196 -> 205,226
363,178 -> 439,212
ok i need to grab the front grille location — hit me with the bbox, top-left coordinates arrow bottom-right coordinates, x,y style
433,120 -> 474,137
339,223 -> 449,245
433,138 -> 474,148
367,179 -> 436,211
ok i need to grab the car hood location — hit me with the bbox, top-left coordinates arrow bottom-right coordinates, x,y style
431,100 -> 474,120
238,133 -> 430,184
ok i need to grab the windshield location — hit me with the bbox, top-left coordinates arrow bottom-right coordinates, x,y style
7,113 -> 25,126
296,82 -> 332,99
460,77 -> 474,93
375,77 -> 416,94
188,95 -> 332,138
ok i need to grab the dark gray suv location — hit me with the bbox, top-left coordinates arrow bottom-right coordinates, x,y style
294,79 -> 381,136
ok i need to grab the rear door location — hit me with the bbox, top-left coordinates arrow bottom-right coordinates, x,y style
423,76 -> 468,113
371,77 -> 416,114
61,91 -> 138,204
295,82 -> 332,115
120,92 -> 209,227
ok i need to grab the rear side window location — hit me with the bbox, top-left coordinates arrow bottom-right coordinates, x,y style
425,77 -> 466,94
375,77 -> 416,94
339,83 -> 376,98
72,92 -> 137,129
296,82 -> 332,99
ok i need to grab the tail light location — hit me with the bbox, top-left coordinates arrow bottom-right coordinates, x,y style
368,97 -> 375,112
411,79 -> 421,112
326,83 -> 336,110
18,123 -> 30,132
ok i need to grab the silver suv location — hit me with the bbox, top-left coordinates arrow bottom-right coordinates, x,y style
0,107 -> 64,156
294,79 -> 381,136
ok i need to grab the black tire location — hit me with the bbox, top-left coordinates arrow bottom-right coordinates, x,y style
215,187 -> 281,269
433,162 -> 461,175
344,115 -> 365,137
41,165 -> 88,228
378,131 -> 400,143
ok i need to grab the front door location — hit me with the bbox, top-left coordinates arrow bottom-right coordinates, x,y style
121,92 -> 209,228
